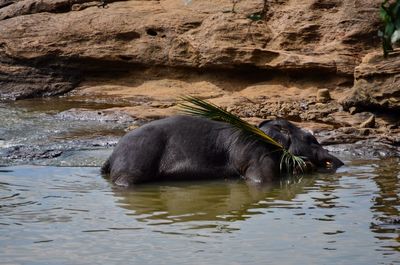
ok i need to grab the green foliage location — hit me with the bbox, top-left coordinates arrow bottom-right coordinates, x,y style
280,150 -> 307,175
179,96 -> 306,176
247,13 -> 263,21
247,0 -> 268,21
380,0 -> 400,57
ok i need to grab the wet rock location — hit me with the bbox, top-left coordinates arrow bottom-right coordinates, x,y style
5,146 -> 63,161
315,124 -> 400,159
359,115 -> 375,128
1,135 -> 119,165
323,140 -> 399,160
56,108 -> 135,123
317,89 -> 331,103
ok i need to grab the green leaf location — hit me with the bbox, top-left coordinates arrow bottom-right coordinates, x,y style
395,15 -> 400,29
380,0 -> 400,57
179,96 -> 283,148
383,38 -> 393,58
385,21 -> 395,36
380,5 -> 390,22
394,1 -> 400,17
248,13 -> 262,21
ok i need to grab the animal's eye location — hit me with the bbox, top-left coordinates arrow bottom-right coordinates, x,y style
325,160 -> 333,169
280,128 -> 289,135
274,125 -> 289,135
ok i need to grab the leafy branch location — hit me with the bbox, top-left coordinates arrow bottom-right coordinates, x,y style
380,0 -> 400,57
247,0 -> 269,21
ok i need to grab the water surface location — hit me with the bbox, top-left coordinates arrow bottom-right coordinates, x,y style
1,160 -> 399,265
0,98 -> 131,166
0,97 -> 399,264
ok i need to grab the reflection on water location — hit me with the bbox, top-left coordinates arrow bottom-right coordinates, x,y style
0,159 -> 399,265
370,159 -> 400,253
113,177 -> 315,225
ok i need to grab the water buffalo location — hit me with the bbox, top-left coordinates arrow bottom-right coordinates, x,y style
101,115 -> 343,186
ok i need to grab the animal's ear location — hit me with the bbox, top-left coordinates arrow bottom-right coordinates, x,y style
258,120 -> 271,128
258,120 -> 285,134
258,120 -> 291,148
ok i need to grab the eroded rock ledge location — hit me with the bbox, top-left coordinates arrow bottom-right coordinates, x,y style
0,0 -> 380,99
342,51 -> 400,112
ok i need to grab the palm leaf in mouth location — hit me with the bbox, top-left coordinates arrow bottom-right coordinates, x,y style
178,96 -> 306,175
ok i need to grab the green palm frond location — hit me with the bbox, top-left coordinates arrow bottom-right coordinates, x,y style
280,150 -> 307,175
178,96 -> 306,175
179,96 -> 283,149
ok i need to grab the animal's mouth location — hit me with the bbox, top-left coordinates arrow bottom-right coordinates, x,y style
300,159 -> 339,173
292,157 -> 343,174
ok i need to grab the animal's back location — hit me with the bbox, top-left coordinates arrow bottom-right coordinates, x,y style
102,115 -> 234,185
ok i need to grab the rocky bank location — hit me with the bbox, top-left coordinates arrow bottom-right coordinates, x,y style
0,0 -> 399,157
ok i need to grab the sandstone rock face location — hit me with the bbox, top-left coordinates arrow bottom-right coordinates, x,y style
0,0 -> 381,99
342,51 -> 400,111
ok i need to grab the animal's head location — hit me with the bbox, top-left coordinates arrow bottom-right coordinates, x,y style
258,119 -> 344,172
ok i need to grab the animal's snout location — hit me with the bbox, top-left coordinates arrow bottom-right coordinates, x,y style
317,154 -> 344,172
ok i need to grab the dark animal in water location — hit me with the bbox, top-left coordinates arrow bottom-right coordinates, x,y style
101,115 -> 343,186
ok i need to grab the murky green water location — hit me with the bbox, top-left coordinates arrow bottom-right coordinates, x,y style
0,98 -> 399,264
1,161 -> 399,265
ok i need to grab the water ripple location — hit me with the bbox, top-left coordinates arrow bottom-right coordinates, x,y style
0,159 -> 399,264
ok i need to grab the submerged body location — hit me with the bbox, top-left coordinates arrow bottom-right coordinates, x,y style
102,116 -> 343,186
